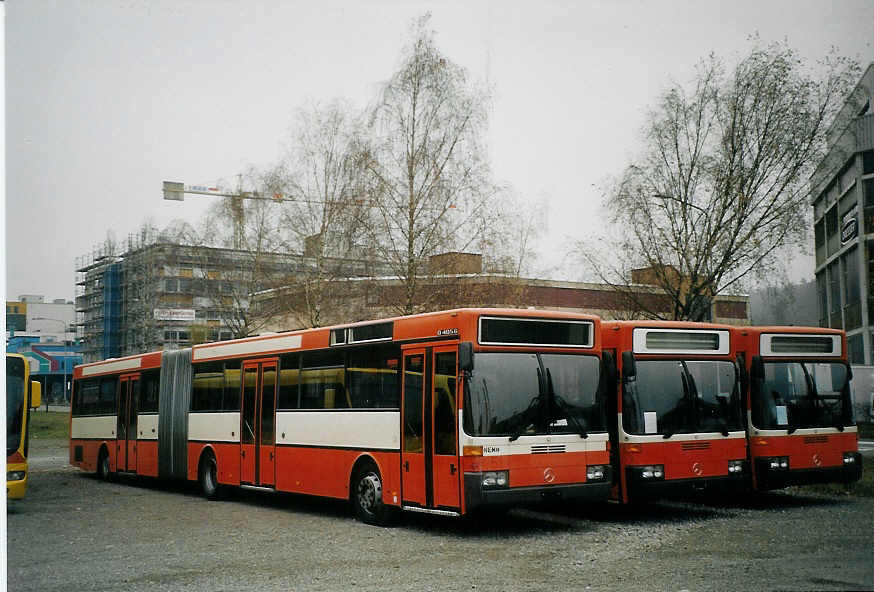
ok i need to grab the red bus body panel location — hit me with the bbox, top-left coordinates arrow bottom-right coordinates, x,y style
603,321 -> 749,503
740,326 -> 862,490
72,309 -> 613,517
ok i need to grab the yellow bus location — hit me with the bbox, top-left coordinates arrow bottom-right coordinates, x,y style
7,354 -> 42,499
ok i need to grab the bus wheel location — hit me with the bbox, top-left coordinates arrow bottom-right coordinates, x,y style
198,451 -> 224,500
352,462 -> 397,526
97,448 -> 112,482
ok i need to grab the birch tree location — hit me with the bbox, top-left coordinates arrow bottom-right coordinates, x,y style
263,101 -> 374,328
360,14 -> 497,315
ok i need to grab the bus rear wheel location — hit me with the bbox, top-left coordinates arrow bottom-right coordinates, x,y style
198,451 -> 224,500
351,462 -> 397,526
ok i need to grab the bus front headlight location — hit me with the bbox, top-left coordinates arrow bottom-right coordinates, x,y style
482,471 -> 509,489
7,471 -> 25,482
728,460 -> 746,474
586,465 -> 608,482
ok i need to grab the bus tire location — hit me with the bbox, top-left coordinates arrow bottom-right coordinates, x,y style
351,461 -> 397,526
198,451 -> 224,500
97,447 -> 112,482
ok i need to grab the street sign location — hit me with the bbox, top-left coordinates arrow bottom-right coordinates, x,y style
162,181 -> 185,201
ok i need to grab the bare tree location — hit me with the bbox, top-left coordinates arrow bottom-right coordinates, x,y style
193,175 -> 293,338
262,101 -> 376,328
359,14 -> 498,315
581,41 -> 859,321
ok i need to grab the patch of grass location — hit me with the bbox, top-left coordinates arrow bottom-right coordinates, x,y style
28,410 -> 69,439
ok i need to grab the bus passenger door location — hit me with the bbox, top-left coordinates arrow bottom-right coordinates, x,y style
401,350 -> 427,506
241,360 -> 278,487
259,363 -> 277,487
241,364 -> 258,485
128,377 -> 139,472
117,374 -> 139,472
431,348 -> 460,510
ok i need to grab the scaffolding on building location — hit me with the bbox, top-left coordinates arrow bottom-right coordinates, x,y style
75,228 -> 390,363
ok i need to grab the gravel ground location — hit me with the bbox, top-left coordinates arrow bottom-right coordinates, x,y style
7,439 -> 874,592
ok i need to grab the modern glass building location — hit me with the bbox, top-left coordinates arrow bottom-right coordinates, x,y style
812,63 -> 874,364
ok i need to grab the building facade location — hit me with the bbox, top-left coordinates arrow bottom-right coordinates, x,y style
5,295 -> 81,402
812,63 -> 874,364
75,234 -> 390,362
254,257 -> 750,332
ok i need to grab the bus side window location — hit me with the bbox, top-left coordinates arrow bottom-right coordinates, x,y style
278,354 -> 299,409
99,377 -> 118,415
223,360 -> 241,411
301,352 -> 344,410
192,362 -> 224,411
347,346 -> 400,409
140,370 -> 160,413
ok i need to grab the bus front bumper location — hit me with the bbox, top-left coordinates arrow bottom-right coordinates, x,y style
625,467 -> 749,501
754,453 -> 862,490
463,470 -> 612,512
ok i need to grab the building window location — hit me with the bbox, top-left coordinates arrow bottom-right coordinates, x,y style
816,272 -> 828,328
826,205 -> 839,257
863,150 -> 874,175
828,261 -> 842,329
163,330 -> 191,342
843,248 -> 861,331
868,241 -> 874,329
840,163 -> 856,195
815,220 -> 826,266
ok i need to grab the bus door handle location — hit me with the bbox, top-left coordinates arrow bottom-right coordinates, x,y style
404,460 -> 410,472
450,463 -> 457,475
241,450 -> 246,458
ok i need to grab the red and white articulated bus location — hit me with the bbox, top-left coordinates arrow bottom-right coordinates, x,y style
601,321 -> 749,502
740,326 -> 862,490
70,308 -> 612,524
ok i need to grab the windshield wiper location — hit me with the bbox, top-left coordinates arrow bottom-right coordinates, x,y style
509,387 -> 545,442
546,368 -> 588,439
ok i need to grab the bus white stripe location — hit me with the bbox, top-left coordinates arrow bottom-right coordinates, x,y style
193,335 -> 303,361
277,411 -> 400,450
71,416 -> 116,439
81,358 -> 142,376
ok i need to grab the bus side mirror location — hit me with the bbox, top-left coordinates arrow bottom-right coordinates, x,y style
750,356 -> 764,381
621,351 -> 636,380
459,342 -> 474,373
30,380 -> 42,409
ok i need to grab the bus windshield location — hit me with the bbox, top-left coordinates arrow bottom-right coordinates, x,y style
7,356 -> 26,455
751,362 -> 854,430
622,360 -> 742,437
463,353 -> 605,437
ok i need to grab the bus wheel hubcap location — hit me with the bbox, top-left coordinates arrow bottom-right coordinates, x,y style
358,474 -> 381,512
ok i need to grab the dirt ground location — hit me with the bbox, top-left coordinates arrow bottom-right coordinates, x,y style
8,438 -> 874,592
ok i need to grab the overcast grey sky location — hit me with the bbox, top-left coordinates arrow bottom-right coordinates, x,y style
4,0 -> 874,302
